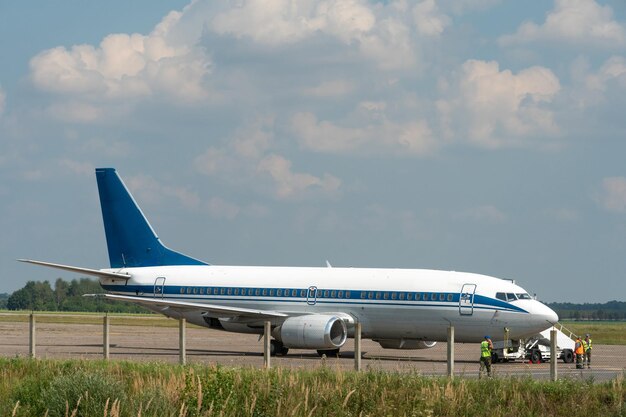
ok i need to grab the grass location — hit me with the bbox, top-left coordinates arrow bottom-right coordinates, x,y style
0,358 -> 624,417
561,321 -> 626,345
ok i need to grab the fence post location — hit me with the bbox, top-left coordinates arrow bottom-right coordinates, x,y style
263,321 -> 271,369
179,318 -> 186,365
354,322 -> 362,371
447,325 -> 454,378
29,313 -> 36,358
550,328 -> 557,381
103,313 -> 110,360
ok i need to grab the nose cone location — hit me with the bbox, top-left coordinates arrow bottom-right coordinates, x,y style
535,301 -> 559,325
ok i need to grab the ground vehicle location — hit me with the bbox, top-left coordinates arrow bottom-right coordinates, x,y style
491,324 -> 575,363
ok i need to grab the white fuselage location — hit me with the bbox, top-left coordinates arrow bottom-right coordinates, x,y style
100,265 -> 558,343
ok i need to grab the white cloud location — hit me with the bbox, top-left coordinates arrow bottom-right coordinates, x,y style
291,109 -> 436,156
126,174 -> 200,209
302,80 -> 354,98
210,0 -> 375,45
437,60 -> 561,148
413,0 -> 451,37
257,154 -> 341,199
597,177 -> 626,213
194,117 -> 341,200
500,0 -> 626,47
29,9 -> 210,106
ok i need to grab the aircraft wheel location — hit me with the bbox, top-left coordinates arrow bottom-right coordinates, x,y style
561,349 -> 573,363
530,350 -> 542,364
270,340 -> 288,357
317,348 -> 340,358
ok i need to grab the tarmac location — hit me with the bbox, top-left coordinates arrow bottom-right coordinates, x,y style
1,319 -> 624,381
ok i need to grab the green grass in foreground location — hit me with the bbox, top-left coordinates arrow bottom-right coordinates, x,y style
0,358 -> 624,417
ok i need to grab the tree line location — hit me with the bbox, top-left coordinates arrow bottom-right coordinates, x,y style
546,301 -> 626,320
2,278 -> 148,313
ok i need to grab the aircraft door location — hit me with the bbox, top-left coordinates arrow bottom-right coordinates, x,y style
459,283 -> 476,316
154,277 -> 166,298
306,286 -> 318,305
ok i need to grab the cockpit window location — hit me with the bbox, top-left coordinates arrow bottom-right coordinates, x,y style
496,292 -> 524,302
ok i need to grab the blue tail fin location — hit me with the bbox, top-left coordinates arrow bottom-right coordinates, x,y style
96,168 -> 208,268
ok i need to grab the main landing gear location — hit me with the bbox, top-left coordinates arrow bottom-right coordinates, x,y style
270,339 -> 289,356
317,348 -> 340,358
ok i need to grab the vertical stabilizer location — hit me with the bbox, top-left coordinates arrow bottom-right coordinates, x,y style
95,168 -> 207,268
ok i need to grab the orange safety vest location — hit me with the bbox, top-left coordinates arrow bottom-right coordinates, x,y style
575,340 -> 584,355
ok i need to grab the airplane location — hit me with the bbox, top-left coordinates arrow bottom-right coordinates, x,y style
20,167 -> 559,357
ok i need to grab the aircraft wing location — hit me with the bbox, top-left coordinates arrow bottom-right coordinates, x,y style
91,293 -> 289,319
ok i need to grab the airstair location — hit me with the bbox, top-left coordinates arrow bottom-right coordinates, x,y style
492,322 -> 577,363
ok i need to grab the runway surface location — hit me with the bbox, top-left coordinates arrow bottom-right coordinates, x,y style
1,319 -> 624,381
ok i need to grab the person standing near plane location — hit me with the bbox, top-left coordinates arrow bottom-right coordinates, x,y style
582,333 -> 592,369
574,336 -> 584,369
479,335 -> 493,378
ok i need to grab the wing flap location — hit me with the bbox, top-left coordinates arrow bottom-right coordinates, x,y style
90,293 -> 288,319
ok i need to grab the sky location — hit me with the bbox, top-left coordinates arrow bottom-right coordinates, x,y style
1,0 -> 626,303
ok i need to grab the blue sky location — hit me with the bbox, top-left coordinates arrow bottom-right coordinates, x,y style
1,0 -> 626,303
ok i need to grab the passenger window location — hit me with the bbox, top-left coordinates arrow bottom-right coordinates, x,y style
375,292 -> 381,300
346,290 -> 351,298
439,293 -> 445,301
269,289 -> 275,296
220,288 -> 225,295
199,288 -> 204,295
338,290 -> 343,298
399,293 -> 405,300
324,290 -> 330,298
391,292 -> 397,300
277,289 -> 282,296
361,291 -> 366,299
447,294 -> 453,302
331,290 -> 337,298
262,289 -> 268,296
255,289 -> 260,296
180,288 -> 185,294
300,289 -> 306,297
368,292 -> 373,299
186,288 -> 192,294
408,293 -> 414,300
383,292 -> 389,300
227,288 -> 232,295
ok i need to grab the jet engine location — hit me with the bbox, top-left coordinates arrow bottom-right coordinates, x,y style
376,339 -> 437,349
274,315 -> 347,349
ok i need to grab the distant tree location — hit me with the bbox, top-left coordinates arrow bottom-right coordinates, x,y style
7,281 -> 56,311
0,293 -> 8,309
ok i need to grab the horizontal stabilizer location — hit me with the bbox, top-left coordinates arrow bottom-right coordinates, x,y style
18,259 -> 131,281
88,293 -> 288,319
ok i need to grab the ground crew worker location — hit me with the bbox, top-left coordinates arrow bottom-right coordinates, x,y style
574,336 -> 584,369
479,335 -> 493,378
582,333 -> 592,369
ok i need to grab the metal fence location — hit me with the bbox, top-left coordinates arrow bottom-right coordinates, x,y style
0,313 -> 623,381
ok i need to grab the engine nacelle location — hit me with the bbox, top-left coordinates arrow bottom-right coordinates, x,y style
377,339 -> 437,350
274,315 -> 347,349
